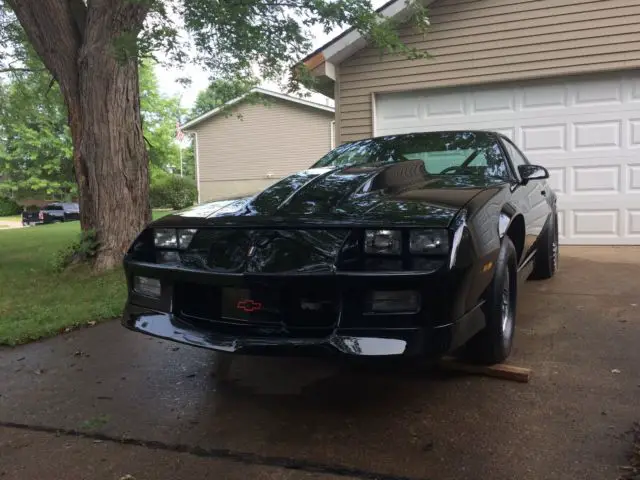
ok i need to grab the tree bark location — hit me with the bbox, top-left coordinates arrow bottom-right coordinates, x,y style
7,0 -> 152,271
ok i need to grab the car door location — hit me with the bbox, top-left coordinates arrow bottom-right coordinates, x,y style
499,136 -> 552,263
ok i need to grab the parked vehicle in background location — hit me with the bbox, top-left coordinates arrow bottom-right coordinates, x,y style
22,202 -> 80,226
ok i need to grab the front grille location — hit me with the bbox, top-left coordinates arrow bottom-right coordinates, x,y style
173,282 -> 339,333
174,283 -> 221,320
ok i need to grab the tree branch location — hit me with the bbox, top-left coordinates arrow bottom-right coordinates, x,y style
0,67 -> 47,73
5,0 -> 82,103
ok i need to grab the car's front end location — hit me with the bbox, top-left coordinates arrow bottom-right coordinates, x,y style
122,219 -> 489,358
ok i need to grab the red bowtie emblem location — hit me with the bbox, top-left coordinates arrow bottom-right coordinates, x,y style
236,299 -> 263,313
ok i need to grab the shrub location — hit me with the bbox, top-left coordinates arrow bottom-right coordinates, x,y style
0,197 -> 21,216
149,175 -> 197,210
52,229 -> 99,272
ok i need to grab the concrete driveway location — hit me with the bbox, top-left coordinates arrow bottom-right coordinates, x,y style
1,247 -> 639,480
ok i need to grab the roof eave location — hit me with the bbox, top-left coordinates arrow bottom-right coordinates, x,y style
182,86 -> 334,130
297,0 -> 432,97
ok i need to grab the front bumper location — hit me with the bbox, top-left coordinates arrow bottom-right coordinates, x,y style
123,305 -> 435,356
122,258 -> 486,358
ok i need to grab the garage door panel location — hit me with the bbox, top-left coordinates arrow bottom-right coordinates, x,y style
471,88 -> 516,113
572,210 -> 620,238
628,120 -> 640,147
574,78 -> 623,105
629,165 -> 640,191
521,124 -> 566,152
375,71 -> 640,244
573,120 -> 622,150
628,210 -> 640,236
572,166 -> 620,194
522,83 -> 568,110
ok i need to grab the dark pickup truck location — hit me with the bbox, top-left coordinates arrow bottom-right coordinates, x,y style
22,202 -> 80,227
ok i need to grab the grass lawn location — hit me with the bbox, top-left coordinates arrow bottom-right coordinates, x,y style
0,211 -> 171,346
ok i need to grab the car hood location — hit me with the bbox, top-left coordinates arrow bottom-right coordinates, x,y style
154,160 -> 505,229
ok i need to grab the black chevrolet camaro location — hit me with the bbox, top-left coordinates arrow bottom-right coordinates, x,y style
122,130 -> 558,365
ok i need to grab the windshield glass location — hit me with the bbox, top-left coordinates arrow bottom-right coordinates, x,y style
312,131 -> 511,180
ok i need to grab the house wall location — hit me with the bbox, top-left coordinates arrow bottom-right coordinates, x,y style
338,0 -> 640,143
191,98 -> 334,202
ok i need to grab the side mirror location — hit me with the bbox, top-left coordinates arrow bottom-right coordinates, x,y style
518,164 -> 549,183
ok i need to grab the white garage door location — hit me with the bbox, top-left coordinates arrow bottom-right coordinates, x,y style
375,72 -> 640,245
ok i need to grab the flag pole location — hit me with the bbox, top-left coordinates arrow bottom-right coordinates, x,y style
176,120 -> 185,177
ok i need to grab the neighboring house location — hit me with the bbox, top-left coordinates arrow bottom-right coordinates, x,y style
300,0 -> 640,245
182,87 -> 335,202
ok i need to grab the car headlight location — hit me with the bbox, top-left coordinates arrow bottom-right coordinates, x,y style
154,228 -> 178,248
177,229 -> 197,249
364,230 -> 401,255
409,229 -> 449,254
154,228 -> 198,250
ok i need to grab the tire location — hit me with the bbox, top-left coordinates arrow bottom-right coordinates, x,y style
462,236 -> 518,365
531,212 -> 559,280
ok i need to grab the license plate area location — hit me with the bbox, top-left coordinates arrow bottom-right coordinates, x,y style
221,287 -> 280,323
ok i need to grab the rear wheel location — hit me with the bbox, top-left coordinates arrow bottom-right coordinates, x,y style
531,213 -> 559,280
462,236 -> 518,365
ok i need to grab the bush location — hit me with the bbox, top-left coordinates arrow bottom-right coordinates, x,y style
0,197 -> 21,216
149,175 -> 197,210
52,229 -> 99,272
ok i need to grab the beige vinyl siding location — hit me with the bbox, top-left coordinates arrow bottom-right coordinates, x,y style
198,179 -> 279,202
338,0 -> 640,143
191,98 -> 333,201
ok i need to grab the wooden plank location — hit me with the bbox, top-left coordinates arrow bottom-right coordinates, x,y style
437,357 -> 532,383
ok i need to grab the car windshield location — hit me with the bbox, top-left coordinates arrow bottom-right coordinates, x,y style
312,131 -> 511,180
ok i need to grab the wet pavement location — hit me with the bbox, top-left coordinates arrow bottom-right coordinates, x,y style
1,247 -> 639,480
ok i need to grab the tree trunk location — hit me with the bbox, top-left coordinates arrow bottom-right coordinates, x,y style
71,57 -> 151,270
7,0 -> 152,271
75,4 -> 151,270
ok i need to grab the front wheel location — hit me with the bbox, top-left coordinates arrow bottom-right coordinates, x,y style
461,236 -> 518,365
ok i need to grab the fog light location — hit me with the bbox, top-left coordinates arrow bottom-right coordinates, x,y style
134,276 -> 161,298
367,290 -> 420,314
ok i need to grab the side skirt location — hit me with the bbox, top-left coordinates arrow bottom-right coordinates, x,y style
517,249 -> 536,284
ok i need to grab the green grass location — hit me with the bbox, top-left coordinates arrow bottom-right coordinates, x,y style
0,210 -> 171,346
0,215 -> 22,223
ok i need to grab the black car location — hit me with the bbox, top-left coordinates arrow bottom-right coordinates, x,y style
122,130 -> 558,365
22,202 -> 80,226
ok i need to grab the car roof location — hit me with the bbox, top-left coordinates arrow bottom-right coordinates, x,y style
44,202 -> 78,208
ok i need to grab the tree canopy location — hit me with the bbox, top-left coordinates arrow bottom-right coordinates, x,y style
0,52 -> 191,200
191,78 -> 258,119
0,45 -> 74,200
